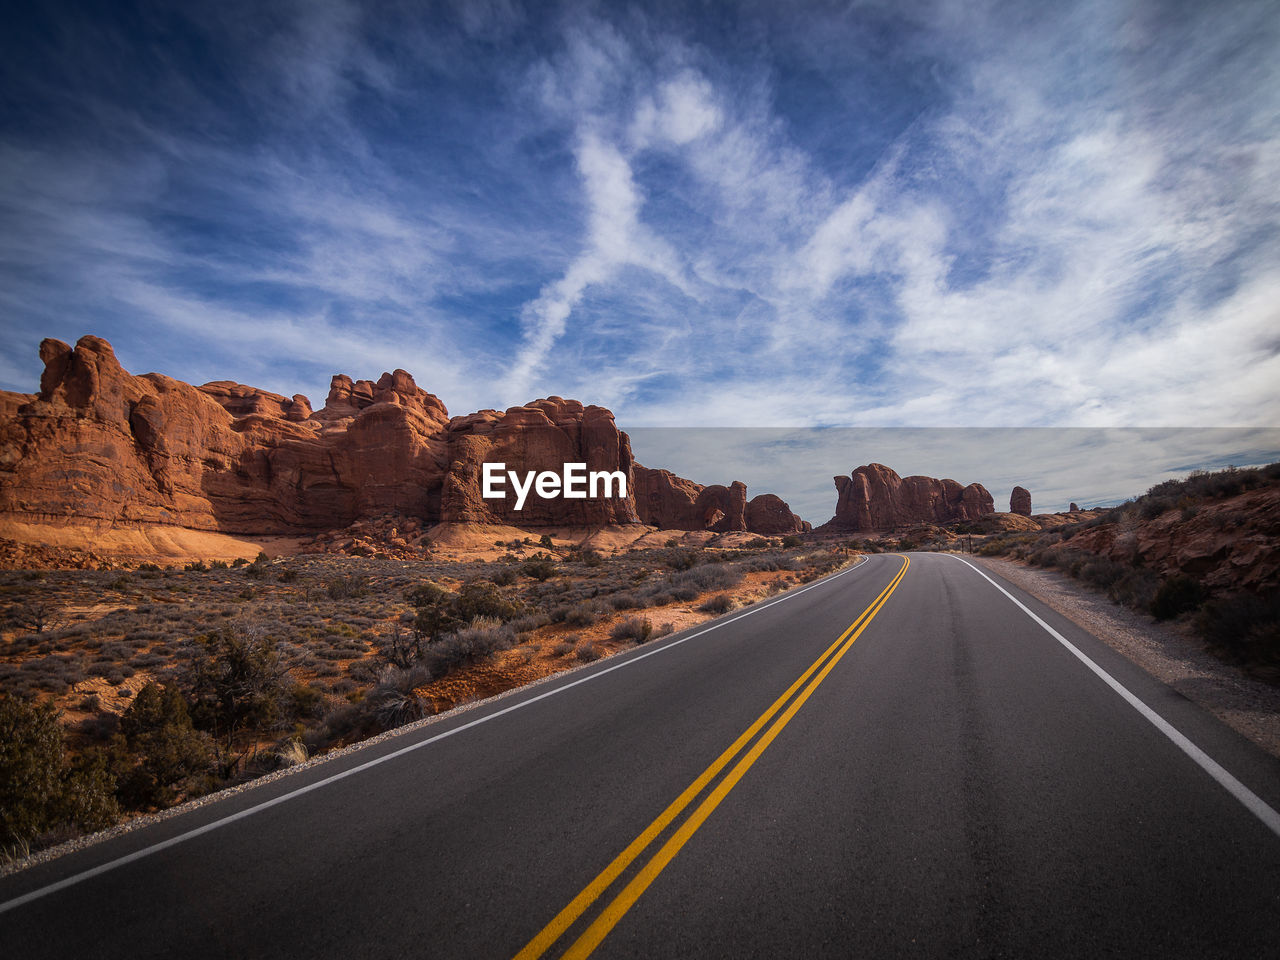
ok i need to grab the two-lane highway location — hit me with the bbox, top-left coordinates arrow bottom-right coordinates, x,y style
3,553 -> 1279,958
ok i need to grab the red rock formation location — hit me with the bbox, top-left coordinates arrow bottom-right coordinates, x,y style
0,335 -> 807,539
633,466 -> 704,529
746,493 -> 807,535
441,398 -> 639,527
819,463 -> 994,532
1010,486 -> 1032,516
633,467 -> 806,534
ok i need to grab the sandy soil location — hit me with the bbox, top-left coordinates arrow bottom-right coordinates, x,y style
0,515 -> 305,563
975,555 -> 1280,760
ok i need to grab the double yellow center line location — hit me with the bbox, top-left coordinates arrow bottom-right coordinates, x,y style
514,554 -> 910,960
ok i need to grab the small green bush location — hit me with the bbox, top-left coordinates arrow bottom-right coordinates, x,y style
0,697 -> 119,852
118,682 -> 213,808
522,558 -> 558,582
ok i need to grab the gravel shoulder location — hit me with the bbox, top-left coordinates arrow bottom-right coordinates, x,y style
974,555 -> 1280,760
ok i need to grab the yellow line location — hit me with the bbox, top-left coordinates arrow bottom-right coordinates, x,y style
514,555 -> 910,960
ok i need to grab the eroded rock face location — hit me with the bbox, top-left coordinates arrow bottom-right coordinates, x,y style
441,399 -> 640,527
820,462 -> 994,532
1067,487 -> 1280,592
0,336 -> 808,537
1069,502 -> 1080,512
1010,486 -> 1032,516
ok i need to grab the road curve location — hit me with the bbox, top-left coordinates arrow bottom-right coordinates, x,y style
2,552 -> 1279,959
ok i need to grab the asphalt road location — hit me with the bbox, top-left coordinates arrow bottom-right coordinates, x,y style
3,552 -> 1280,958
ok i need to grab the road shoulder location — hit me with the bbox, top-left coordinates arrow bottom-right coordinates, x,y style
971,555 -> 1280,760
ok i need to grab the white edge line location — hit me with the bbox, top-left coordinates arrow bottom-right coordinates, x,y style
947,554 -> 1280,839
0,555 -> 871,914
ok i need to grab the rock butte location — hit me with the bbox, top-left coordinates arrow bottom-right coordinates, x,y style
0,336 -> 808,541
818,462 -> 995,533
1010,486 -> 1032,517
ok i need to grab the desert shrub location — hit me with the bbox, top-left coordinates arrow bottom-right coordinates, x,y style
1138,496 -> 1175,521
607,592 -> 641,611
0,697 -> 119,852
509,612 -> 551,635
551,602 -> 602,627
117,682 -> 213,808
1078,558 -> 1126,589
610,616 -> 653,644
697,593 -> 735,615
363,680 -> 429,730
1108,569 -> 1159,612
489,566 -> 518,586
407,581 -> 519,642
654,623 -> 675,638
575,641 -> 602,662
0,697 -> 64,849
277,569 -> 299,583
1194,591 -> 1280,664
665,564 -> 741,600
566,546 -> 603,566
431,619 -> 516,672
551,640 -> 575,656
664,548 -> 699,571
780,535 -> 803,549
181,627 -> 290,767
184,561 -> 208,572
453,581 -> 521,624
210,560 -> 230,571
288,683 -> 325,719
408,581 -> 451,609
8,598 -> 60,634
522,557 -> 558,582
1151,575 -> 1207,621
743,553 -> 795,573
326,574 -> 369,600
378,621 -> 429,669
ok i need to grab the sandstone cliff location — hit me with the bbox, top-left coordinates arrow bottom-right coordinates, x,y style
818,462 -> 994,533
0,336 -> 804,539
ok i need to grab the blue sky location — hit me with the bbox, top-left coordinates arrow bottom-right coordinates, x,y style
2,1 -> 1279,513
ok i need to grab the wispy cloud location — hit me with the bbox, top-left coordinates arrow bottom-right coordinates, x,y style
1,0 -> 1276,447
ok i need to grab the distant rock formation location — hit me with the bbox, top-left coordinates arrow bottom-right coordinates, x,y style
1010,486 -> 1032,516
0,335 -> 805,538
632,468 -> 807,534
818,463 -> 994,533
1069,502 -> 1080,512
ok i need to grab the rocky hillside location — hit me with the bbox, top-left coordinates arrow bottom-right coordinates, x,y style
977,464 -> 1280,672
0,336 -> 806,541
1061,470 -> 1280,593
